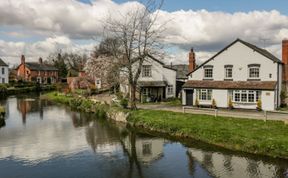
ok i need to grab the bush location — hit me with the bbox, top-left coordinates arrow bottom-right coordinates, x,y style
195,98 -> 199,107
228,97 -> 233,109
211,99 -> 217,109
257,99 -> 262,111
120,98 -> 129,109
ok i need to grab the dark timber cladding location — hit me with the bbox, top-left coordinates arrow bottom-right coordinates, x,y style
183,80 -> 277,90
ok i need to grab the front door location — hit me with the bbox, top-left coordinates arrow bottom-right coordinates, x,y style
186,90 -> 194,106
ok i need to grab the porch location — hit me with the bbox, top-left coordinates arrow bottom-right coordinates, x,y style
138,81 -> 167,103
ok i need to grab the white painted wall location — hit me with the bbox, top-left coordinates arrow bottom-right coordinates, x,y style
189,42 -> 279,82
0,66 -> 9,84
262,90 -> 275,111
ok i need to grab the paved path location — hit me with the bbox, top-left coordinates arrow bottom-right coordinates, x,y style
138,104 -> 288,121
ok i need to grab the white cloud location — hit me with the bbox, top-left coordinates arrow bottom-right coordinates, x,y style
0,0 -> 288,65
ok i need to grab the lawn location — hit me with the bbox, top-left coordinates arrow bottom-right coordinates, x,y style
128,109 -> 288,159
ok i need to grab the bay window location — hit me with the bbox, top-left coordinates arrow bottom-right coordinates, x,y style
232,90 -> 261,103
197,89 -> 212,101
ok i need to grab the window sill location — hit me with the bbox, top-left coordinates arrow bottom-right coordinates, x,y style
224,78 -> 233,81
247,78 -> 261,81
203,78 -> 213,81
232,102 -> 257,105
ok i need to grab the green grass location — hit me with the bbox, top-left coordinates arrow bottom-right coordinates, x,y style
128,109 -> 288,159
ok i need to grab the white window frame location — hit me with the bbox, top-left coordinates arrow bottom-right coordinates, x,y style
142,65 -> 152,77
197,89 -> 212,101
225,67 -> 233,79
232,90 -> 261,103
249,66 -> 260,79
204,67 -> 213,79
167,85 -> 173,95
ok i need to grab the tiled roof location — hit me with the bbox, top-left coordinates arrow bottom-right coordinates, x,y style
183,80 -> 277,90
25,62 -> 58,71
164,64 -> 189,79
138,81 -> 167,87
0,58 -> 8,66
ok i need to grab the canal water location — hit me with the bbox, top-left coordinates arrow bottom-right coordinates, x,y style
0,94 -> 287,178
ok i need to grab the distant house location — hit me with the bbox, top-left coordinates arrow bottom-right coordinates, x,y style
166,64 -> 189,97
0,58 -> 9,84
182,39 -> 283,111
16,55 -> 58,84
120,55 -> 177,102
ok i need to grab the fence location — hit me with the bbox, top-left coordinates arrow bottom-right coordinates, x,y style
182,106 -> 288,122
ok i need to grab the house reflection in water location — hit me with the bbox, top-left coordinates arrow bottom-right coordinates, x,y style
17,97 -> 51,124
123,135 -> 165,164
187,148 -> 288,178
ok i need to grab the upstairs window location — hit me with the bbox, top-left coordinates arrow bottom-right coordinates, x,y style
203,66 -> 213,79
248,64 -> 260,79
224,65 -> 233,79
1,68 -> 4,75
142,65 -> 152,77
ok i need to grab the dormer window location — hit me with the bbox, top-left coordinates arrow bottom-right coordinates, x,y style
142,65 -> 152,77
203,65 -> 213,79
248,64 -> 260,79
224,65 -> 233,79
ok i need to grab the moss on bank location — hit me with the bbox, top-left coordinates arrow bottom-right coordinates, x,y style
128,109 -> 288,159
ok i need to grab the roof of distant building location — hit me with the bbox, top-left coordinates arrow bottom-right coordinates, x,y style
165,64 -> 189,79
0,58 -> 8,66
24,62 -> 58,71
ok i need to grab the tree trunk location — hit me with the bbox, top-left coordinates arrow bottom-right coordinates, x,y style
130,84 -> 137,110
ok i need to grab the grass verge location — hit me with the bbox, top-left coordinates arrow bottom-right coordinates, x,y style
128,109 -> 288,159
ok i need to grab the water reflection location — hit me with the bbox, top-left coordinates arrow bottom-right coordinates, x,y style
187,147 -> 288,178
0,94 -> 287,178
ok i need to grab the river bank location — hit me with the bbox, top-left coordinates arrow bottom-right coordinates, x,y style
0,84 -> 56,96
44,92 -> 288,159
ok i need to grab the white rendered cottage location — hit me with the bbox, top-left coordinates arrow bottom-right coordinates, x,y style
182,39 -> 282,111
0,58 -> 9,84
120,55 -> 177,102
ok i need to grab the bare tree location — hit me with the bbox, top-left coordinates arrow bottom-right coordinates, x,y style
104,0 -> 165,109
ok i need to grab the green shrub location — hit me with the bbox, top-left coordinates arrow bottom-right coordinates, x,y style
120,98 -> 128,108
257,99 -> 262,111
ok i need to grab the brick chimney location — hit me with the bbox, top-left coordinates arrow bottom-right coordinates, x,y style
282,39 -> 288,82
189,48 -> 196,73
39,57 -> 43,64
21,55 -> 25,64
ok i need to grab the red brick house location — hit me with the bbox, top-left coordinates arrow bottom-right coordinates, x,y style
16,55 -> 59,84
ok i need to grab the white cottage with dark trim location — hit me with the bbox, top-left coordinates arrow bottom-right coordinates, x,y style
120,55 -> 177,102
182,39 -> 282,111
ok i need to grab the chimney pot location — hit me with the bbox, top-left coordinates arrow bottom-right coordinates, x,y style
21,55 -> 25,64
189,48 -> 196,73
282,39 -> 288,81
39,57 -> 43,64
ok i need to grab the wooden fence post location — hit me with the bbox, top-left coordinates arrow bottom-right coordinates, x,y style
183,107 -> 185,113
214,109 -> 218,117
264,110 -> 267,122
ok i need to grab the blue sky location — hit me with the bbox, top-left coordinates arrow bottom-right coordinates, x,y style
80,0 -> 288,15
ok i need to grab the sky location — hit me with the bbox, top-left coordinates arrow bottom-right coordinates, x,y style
1,0 -> 288,66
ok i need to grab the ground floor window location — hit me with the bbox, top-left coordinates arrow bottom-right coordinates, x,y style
143,88 -> 152,96
167,85 -> 173,95
197,89 -> 212,101
232,90 -> 261,103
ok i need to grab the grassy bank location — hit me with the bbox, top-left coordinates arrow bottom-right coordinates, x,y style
43,92 -> 110,118
128,109 -> 288,159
